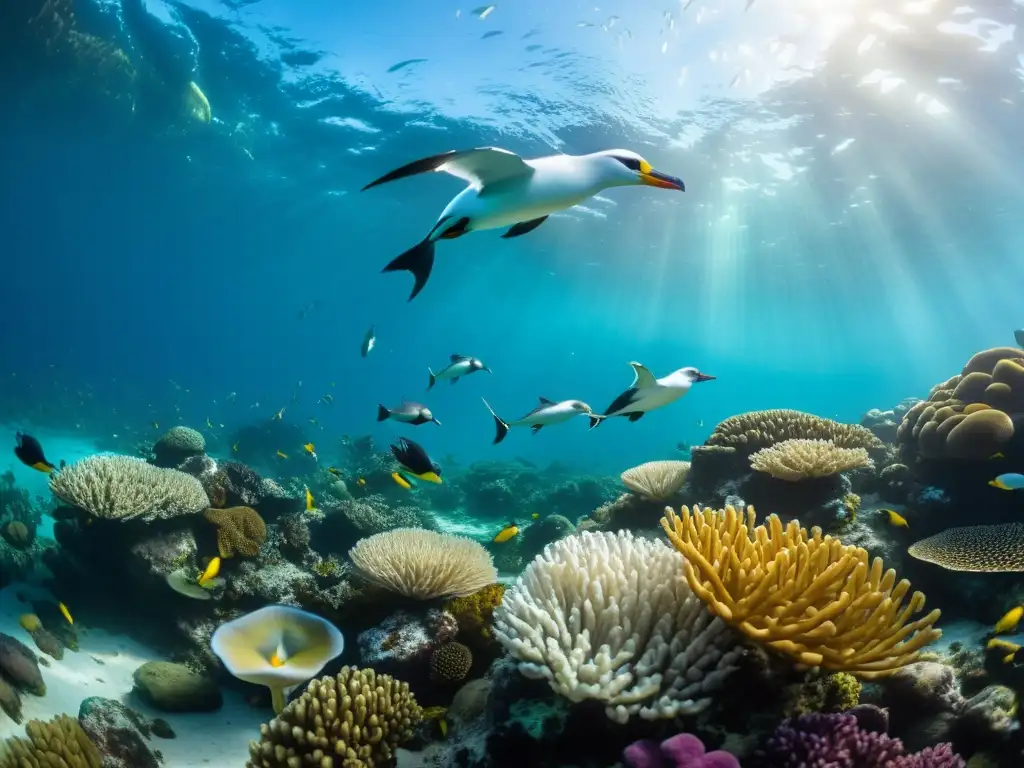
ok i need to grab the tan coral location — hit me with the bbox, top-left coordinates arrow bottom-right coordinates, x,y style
246,666 -> 421,768
706,410 -> 884,454
660,505 -> 941,678
0,713 -> 102,768
620,460 -> 691,500
748,439 -> 874,481
204,506 -> 267,558
908,524 -> 1024,572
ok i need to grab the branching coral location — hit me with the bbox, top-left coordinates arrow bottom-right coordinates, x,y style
661,505 -> 941,678
246,666 -> 421,768
494,529 -> 742,723
0,713 -> 102,768
50,455 -> 209,521
348,528 -> 497,599
908,524 -> 1024,572
707,410 -> 884,454
621,460 -> 691,500
203,506 -> 267,558
749,439 -> 874,481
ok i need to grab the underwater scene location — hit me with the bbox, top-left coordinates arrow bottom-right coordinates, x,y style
2,0 -> 1024,766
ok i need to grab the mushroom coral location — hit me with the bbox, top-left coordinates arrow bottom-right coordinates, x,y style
661,505 -> 941,678
897,347 -> 1024,460
908,523 -> 1024,572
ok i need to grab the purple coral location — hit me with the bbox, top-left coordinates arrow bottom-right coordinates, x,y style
624,734 -> 739,768
764,713 -> 964,768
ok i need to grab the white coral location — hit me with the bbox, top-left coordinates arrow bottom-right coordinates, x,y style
621,460 -> 691,500
748,438 -> 874,481
493,530 -> 742,723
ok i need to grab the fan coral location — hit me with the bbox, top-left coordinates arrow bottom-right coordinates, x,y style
348,528 -> 497,599
621,460 -> 691,500
50,456 -> 209,522
0,713 -> 102,768
764,712 -> 964,767
203,506 -> 267,558
749,439 -> 874,481
897,347 -> 1024,459
908,523 -> 1024,572
494,529 -> 742,723
662,505 -> 941,678
707,410 -> 884,454
444,583 -> 506,645
246,666 -> 422,768
430,642 -> 472,683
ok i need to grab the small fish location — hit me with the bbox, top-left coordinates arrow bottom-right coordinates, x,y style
327,467 -> 343,477
378,401 -> 440,426
362,326 -> 376,357
206,416 -> 214,428
304,443 -> 318,461
14,432 -> 56,473
308,418 -> 319,426
387,58 -> 427,74
987,637 -> 1022,664
273,407 -> 286,420
996,606 -> 1024,635
58,602 -> 74,625
232,442 -> 239,453
439,718 -> 448,738
391,437 -> 442,484
227,392 -> 237,403
481,30 -> 503,39
991,452 -> 1005,460
320,393 -> 335,405
472,4 -> 495,19
152,421 -> 159,429
990,473 -> 1024,491
305,488 -> 317,512
428,355 -> 491,390
493,521 -> 519,543
276,450 -> 289,460
391,471 -> 413,490
198,556 -> 221,587
531,513 -> 539,520
357,477 -> 366,487
880,509 -> 909,529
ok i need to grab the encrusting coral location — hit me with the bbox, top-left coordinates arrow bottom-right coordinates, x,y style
443,583 -> 506,646
707,409 -> 884,454
50,455 -> 209,522
661,505 -> 941,678
494,529 -> 742,723
0,713 -> 102,768
348,528 -> 497,599
246,666 -> 422,768
203,506 -> 267,558
620,460 -> 691,500
908,523 -> 1024,572
749,439 -> 874,481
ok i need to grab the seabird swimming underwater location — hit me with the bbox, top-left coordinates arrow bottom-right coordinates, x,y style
362,147 -> 686,300
591,362 -> 714,428
481,397 -> 594,444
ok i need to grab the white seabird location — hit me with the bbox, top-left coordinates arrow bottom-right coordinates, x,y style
481,396 -> 595,444
361,147 -> 686,300
590,362 -> 714,428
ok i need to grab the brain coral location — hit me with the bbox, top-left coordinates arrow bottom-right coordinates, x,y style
707,410 -> 884,455
430,642 -> 473,683
49,456 -> 209,522
203,506 -> 267,558
897,347 -> 1024,459
749,439 -> 874,481
908,523 -> 1024,572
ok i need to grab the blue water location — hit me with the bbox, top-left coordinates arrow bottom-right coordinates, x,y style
2,0 -> 1022,475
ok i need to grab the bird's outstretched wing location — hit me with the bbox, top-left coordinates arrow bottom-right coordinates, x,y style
362,147 -> 533,191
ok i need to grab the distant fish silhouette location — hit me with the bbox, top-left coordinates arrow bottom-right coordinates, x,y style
482,30 -> 503,39
387,58 -> 427,73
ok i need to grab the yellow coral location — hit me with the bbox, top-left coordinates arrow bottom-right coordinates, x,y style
204,506 -> 267,558
0,713 -> 102,768
18,614 -> 41,633
661,505 -> 942,678
783,672 -> 861,716
444,583 -> 506,645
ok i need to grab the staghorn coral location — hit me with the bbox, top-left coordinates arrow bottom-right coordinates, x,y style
444,583 -> 506,646
348,528 -> 497,599
430,642 -> 473,683
494,529 -> 742,723
708,410 -> 884,454
0,713 -> 102,768
246,666 -> 421,768
749,439 -> 874,481
621,460 -> 691,500
661,505 -> 941,678
907,523 -> 1024,572
50,455 -> 209,522
204,506 -> 267,558
897,348 -> 1024,460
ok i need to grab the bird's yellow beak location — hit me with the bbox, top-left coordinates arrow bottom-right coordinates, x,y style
415,471 -> 443,485
638,159 -> 685,191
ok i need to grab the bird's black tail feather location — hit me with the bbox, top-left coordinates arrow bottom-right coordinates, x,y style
589,415 -> 604,430
382,238 -> 436,301
481,398 -> 510,445
376,404 -> 390,422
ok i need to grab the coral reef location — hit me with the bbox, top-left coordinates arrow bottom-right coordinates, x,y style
0,713 -> 102,768
203,506 -> 267,558
624,733 -> 740,768
430,642 -> 473,684
444,584 -> 506,647
78,697 -> 162,768
357,609 -> 458,678
621,460 -> 691,500
708,409 -> 885,454
152,426 -> 206,467
749,439 -> 874,481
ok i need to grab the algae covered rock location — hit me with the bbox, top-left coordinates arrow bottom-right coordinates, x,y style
0,632 -> 45,696
78,696 -> 161,768
132,661 -> 222,712
0,674 -> 22,723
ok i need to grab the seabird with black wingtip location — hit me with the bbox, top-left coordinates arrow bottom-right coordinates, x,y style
377,400 -> 440,426
428,354 -> 490,389
362,147 -> 685,300
590,363 -> 714,428
482,397 -> 595,445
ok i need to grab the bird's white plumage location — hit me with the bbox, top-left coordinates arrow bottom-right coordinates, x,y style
438,148 -> 534,187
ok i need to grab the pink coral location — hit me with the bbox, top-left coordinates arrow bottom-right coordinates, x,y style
624,734 -> 739,768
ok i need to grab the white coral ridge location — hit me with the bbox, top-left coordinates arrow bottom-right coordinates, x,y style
494,529 -> 742,723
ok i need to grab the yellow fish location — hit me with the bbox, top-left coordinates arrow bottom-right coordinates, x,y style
439,718 -> 448,738
531,513 -> 540,520
303,443 -> 317,461
990,452 -> 1005,460
357,477 -> 366,487
276,450 -> 288,460
327,466 -> 343,477
233,442 -> 239,453
198,556 -> 221,587
995,606 -> 1024,635
58,602 -> 73,625
305,488 -> 317,512
880,509 -> 908,529
988,637 -> 1022,664
493,521 -> 519,544
391,472 -> 412,490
